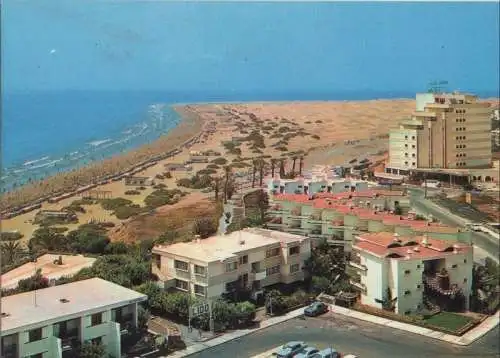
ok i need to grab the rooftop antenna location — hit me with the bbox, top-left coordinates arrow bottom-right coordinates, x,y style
427,80 -> 449,94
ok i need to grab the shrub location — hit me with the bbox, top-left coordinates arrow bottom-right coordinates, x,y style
114,204 -> 144,219
275,146 -> 288,152
311,135 -> 321,140
144,189 -> 185,208
125,190 -> 141,195
212,157 -> 228,165
100,198 -> 133,211
197,168 -> 217,176
153,183 -> 167,190
207,164 -> 220,170
164,172 -> 172,179
315,120 -> 323,123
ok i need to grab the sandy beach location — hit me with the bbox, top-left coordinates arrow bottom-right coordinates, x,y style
2,97 -> 497,244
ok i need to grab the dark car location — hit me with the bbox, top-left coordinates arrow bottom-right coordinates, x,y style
276,341 -> 308,358
304,302 -> 329,317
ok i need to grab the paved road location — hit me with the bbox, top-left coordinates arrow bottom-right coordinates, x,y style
408,188 -> 499,262
188,313 -> 500,358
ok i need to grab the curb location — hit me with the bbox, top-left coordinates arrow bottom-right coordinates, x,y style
328,304 -> 499,346
167,308 -> 305,357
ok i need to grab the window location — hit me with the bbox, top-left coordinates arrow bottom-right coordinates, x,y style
194,285 -> 205,296
194,265 -> 206,276
175,279 -> 188,291
225,261 -> 238,272
412,153 -> 416,157
405,152 -> 409,157
405,135 -> 408,140
404,144 -> 408,148
289,246 -> 300,256
266,264 -> 280,276
451,264 -> 458,269
417,264 -> 421,269
154,254 -> 161,268
404,290 -> 411,296
416,284 -> 421,289
411,136 -> 415,140
411,144 -> 416,148
91,312 -> 103,326
174,260 -> 188,271
404,310 -> 411,315
290,264 -> 300,273
266,247 -> 280,258
28,328 -> 42,342
91,337 -> 102,345
412,162 -> 416,166
404,161 -> 408,165
404,269 -> 411,275
464,278 -> 468,283
239,255 -> 248,265
464,259 -> 467,264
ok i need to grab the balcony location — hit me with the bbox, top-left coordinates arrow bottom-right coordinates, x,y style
348,261 -> 367,272
349,280 -> 366,293
307,215 -> 324,224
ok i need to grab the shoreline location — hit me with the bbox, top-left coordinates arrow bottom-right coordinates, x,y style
0,105 -> 206,213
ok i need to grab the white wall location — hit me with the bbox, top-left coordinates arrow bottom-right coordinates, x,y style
394,259 -> 424,314
443,250 -> 473,309
416,93 -> 436,111
360,253 -> 385,308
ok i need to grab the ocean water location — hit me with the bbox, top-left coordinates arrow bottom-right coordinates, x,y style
1,89 -> 497,191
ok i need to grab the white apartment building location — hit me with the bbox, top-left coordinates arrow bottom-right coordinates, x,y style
350,232 -> 473,315
388,91 -> 493,175
0,278 -> 147,358
152,228 -> 313,301
264,175 -> 369,196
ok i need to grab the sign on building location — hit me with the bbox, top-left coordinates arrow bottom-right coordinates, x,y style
190,302 -> 210,317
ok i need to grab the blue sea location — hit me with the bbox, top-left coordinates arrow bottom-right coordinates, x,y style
3,89 -> 497,191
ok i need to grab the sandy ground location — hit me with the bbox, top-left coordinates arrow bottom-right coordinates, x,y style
0,254 -> 96,289
3,98 -> 448,246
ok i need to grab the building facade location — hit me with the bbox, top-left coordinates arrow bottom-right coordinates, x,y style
388,92 -> 493,174
0,278 -> 147,358
264,176 -> 369,196
265,189 -> 469,252
349,232 -> 473,315
152,228 -> 313,301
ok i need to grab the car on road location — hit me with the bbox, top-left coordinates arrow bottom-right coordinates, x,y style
304,302 -> 329,317
310,348 -> 340,358
294,346 -> 320,358
276,342 -> 308,358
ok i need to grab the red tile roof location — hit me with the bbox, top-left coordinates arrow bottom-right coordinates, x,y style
353,232 -> 472,259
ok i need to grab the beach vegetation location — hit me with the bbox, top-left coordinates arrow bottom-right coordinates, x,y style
1,241 -> 25,265
196,168 -> 217,176
315,120 -> 323,123
72,198 -> 96,205
100,197 -> 133,211
206,163 -> 219,170
62,201 -> 86,213
311,134 -> 321,140
153,183 -> 167,190
125,190 -> 141,195
114,204 -> 144,220
144,189 -> 185,209
0,231 -> 24,241
155,174 -> 166,180
211,157 -> 228,165
29,226 -> 68,252
67,224 -> 110,254
275,146 -> 288,152
164,172 -> 172,179
192,216 -> 218,239
177,174 -> 212,189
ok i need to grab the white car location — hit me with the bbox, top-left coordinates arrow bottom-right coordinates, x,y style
343,355 -> 359,358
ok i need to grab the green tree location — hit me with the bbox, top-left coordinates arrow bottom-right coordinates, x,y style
17,268 -> 49,292
79,341 -> 106,358
67,224 -> 110,254
1,241 -> 24,265
29,227 -> 68,253
193,217 -> 217,239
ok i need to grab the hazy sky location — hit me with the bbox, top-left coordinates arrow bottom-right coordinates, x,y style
2,1 -> 499,94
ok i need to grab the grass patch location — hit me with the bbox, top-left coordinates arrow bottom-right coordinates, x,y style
422,312 -> 474,332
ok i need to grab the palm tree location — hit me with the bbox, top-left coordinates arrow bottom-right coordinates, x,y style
1,241 -> 23,265
299,156 -> 305,176
223,166 -> 232,204
279,159 -> 286,178
291,155 -> 298,176
258,159 -> 265,188
270,159 -> 277,177
252,159 -> 257,188
213,177 -> 221,201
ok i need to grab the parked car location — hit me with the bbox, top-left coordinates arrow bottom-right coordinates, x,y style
276,342 -> 308,358
294,347 -> 320,358
304,302 -> 329,317
343,355 -> 359,358
310,348 -> 340,358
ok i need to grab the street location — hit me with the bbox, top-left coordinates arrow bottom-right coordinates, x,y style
188,312 -> 500,358
408,188 -> 499,262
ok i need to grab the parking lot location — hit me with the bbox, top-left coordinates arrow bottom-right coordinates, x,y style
188,312 -> 500,358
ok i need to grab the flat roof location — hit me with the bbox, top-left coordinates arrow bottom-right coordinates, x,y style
152,228 -> 307,263
1,278 -> 147,334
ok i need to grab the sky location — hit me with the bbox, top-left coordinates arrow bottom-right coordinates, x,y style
2,1 -> 499,94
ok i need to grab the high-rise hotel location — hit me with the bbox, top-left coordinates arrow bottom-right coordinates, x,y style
388,92 -> 492,175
